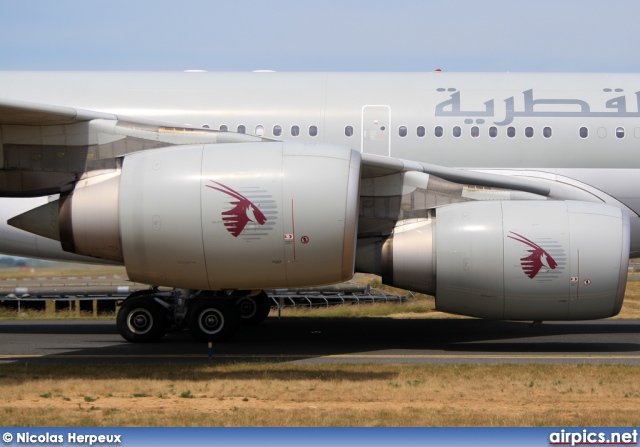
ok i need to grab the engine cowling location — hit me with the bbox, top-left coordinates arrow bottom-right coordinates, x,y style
356,200 -> 630,320
15,142 -> 361,290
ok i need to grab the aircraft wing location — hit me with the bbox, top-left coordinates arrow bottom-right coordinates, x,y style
0,97 -> 554,201
0,98 -> 117,125
360,153 -> 550,196
0,97 -> 619,213
0,97 -> 550,195
0,98 -> 267,196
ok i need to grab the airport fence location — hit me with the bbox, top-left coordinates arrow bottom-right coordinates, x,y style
0,282 -> 410,315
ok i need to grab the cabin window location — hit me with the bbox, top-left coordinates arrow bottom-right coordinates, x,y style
399,126 -> 408,137
345,126 -> 354,137
309,125 -> 318,137
417,126 -> 425,137
489,126 -> 497,138
291,125 -> 300,137
525,127 -> 533,138
219,124 -> 228,132
471,126 -> 479,138
579,127 -> 588,138
453,126 -> 461,138
435,126 -> 443,137
255,125 -> 264,136
273,125 -> 282,137
507,127 -> 515,138
543,127 -> 552,138
616,126 -> 625,139
237,125 -> 246,134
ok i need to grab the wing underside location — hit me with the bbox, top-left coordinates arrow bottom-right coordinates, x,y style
0,98 -> 268,196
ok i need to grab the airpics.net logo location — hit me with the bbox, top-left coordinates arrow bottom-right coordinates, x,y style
549,429 -> 638,446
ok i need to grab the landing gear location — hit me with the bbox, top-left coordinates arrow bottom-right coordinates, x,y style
188,298 -> 241,342
236,291 -> 271,326
116,295 -> 168,342
115,288 -> 251,343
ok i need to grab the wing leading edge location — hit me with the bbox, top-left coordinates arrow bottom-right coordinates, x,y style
0,98 -> 117,126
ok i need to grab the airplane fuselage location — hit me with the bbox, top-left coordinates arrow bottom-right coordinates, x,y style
0,72 -> 637,164
1,71 -> 640,254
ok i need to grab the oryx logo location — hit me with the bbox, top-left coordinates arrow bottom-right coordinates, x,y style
508,231 -> 560,279
206,181 -> 269,238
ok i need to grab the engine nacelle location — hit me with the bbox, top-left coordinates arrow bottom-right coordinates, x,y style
15,142 -> 361,290
357,201 -> 630,320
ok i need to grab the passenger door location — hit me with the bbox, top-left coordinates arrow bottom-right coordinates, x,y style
361,105 -> 390,156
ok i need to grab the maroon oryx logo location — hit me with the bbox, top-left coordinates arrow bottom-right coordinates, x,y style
508,231 -> 558,279
206,181 -> 267,237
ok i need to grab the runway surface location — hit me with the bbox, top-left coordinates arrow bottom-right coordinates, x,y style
1,317 -> 640,365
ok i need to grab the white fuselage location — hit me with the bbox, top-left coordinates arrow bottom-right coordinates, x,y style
1,71 -> 640,258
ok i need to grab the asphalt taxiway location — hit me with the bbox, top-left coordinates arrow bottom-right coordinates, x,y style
1,317 -> 639,365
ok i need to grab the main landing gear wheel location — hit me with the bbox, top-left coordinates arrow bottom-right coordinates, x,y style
188,298 -> 241,342
116,296 -> 167,343
237,291 -> 271,326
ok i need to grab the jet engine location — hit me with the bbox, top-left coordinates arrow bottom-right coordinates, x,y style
10,142 -> 361,290
356,200 -> 630,320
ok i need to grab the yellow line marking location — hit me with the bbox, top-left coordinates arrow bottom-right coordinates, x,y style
1,354 -> 640,360
325,354 -> 640,360
0,355 -> 45,359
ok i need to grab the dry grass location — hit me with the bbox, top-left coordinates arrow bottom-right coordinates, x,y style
1,271 -> 639,427
614,279 -> 640,319
0,264 -> 125,280
3,278 -> 640,320
264,277 -> 640,319
280,297 -> 438,318
0,308 -> 115,320
1,363 -> 639,426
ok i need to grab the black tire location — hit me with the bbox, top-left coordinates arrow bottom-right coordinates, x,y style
237,292 -> 271,326
188,298 -> 241,342
116,296 -> 167,343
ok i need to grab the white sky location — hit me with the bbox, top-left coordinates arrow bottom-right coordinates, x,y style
0,0 -> 639,72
